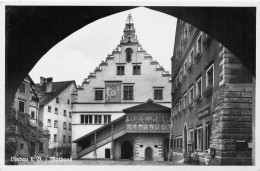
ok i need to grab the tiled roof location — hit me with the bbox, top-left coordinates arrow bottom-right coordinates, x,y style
122,99 -> 171,113
34,81 -> 75,106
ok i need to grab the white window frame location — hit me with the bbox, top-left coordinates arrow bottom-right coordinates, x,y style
179,68 -> 183,81
189,48 -> 194,64
183,92 -> 187,108
197,32 -> 203,54
189,129 -> 194,141
189,86 -> 194,104
184,60 -> 187,75
47,119 -> 51,127
18,100 -> 25,113
206,64 -> 214,87
197,126 -> 203,151
179,98 -> 182,112
196,77 -> 202,96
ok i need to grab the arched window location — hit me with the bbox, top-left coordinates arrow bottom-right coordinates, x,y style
125,48 -> 133,62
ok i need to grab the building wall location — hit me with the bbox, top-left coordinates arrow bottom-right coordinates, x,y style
39,83 -> 75,150
72,19 -> 171,159
171,20 -> 253,165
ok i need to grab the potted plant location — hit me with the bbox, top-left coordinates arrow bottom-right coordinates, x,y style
188,63 -> 193,73
195,51 -> 202,63
194,94 -> 202,104
203,85 -> 213,97
187,103 -> 194,110
203,35 -> 212,49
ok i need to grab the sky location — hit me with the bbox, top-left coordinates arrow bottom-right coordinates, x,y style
29,7 -> 177,86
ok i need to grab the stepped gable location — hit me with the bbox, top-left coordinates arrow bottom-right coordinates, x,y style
34,80 -> 75,106
78,14 -> 171,89
123,99 -> 171,113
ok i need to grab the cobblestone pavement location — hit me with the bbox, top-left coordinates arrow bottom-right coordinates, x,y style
18,159 -> 186,165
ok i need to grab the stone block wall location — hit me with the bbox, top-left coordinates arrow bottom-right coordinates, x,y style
211,83 -> 253,165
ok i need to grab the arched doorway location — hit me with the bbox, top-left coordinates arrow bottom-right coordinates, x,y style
184,124 -> 188,154
121,141 -> 133,159
145,147 -> 153,161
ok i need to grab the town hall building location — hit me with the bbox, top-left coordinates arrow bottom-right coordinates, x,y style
72,14 -> 171,161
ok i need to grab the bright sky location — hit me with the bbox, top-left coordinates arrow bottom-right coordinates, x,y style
29,7 -> 177,86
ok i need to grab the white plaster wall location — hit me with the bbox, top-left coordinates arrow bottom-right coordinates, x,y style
82,143 -> 111,159
41,83 -> 75,149
135,134 -> 164,161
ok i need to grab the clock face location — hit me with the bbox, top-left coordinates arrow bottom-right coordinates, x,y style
110,89 -> 117,97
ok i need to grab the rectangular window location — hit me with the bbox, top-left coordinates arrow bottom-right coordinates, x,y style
197,33 -> 202,54
39,142 -> 44,152
154,89 -> 163,100
124,86 -> 133,100
63,110 -> 67,116
31,111 -> 35,119
56,97 -> 59,104
47,119 -> 51,127
48,106 -> 51,112
20,143 -> 24,149
179,98 -> 182,112
54,134 -> 57,142
206,64 -> 214,87
19,82 -> 26,93
104,115 -> 108,124
179,68 -> 183,82
68,136 -> 71,143
183,93 -> 187,109
63,135 -> 66,143
63,122 -> 66,129
18,100 -> 25,113
184,60 -> 187,75
133,65 -> 141,75
189,129 -> 194,141
80,115 -> 85,124
67,99 -> 70,104
205,123 -> 211,150
189,86 -> 194,104
54,120 -> 58,128
197,127 -> 203,151
189,49 -> 194,64
117,66 -> 125,75
196,77 -> 202,96
89,115 -> 93,124
95,90 -> 103,100
108,115 -> 111,123
94,115 -> 102,124
69,112 -> 72,118
69,123 -> 71,130
55,108 -> 58,114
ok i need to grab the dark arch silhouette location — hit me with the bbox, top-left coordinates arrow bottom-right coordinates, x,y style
121,141 -> 133,159
5,6 -> 255,111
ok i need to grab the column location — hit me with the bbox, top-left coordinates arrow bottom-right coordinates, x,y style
111,124 -> 114,159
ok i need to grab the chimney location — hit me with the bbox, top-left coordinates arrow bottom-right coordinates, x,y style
46,77 -> 53,93
40,77 -> 45,86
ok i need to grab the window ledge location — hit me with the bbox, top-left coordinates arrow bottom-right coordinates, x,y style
123,99 -> 134,100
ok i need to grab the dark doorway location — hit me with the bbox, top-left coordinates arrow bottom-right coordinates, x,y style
30,142 -> 35,156
121,141 -> 133,159
164,138 -> 169,161
184,125 -> 188,154
145,147 -> 153,161
105,148 -> 110,158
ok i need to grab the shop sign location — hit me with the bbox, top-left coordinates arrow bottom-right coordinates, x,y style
198,106 -> 210,119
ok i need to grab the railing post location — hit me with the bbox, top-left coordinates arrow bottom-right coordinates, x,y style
111,124 -> 114,160
94,131 -> 97,159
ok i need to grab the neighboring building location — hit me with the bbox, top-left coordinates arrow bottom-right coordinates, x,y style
34,77 -> 77,156
72,14 -> 171,160
6,75 -> 49,159
170,19 -> 253,165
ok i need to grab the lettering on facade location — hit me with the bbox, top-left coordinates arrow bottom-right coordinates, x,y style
105,81 -> 121,102
198,106 -> 210,119
126,115 -> 170,124
126,115 -> 170,133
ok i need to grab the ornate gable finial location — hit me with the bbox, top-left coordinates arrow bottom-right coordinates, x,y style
126,14 -> 133,24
